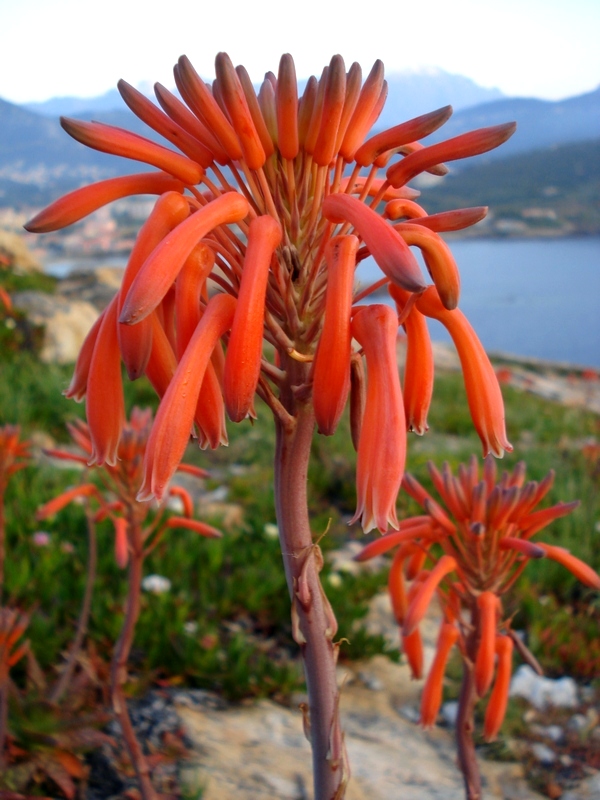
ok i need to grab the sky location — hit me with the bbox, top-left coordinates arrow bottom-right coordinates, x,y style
0,0 -> 598,105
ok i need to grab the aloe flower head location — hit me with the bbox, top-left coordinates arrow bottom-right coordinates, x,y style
357,456 -> 599,742
25,53 -> 516,535
39,407 -> 220,565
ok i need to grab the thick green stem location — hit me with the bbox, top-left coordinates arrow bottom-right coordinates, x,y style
273,357 -> 347,800
110,515 -> 157,800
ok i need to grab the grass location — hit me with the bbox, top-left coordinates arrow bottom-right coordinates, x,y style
1,346 -> 599,702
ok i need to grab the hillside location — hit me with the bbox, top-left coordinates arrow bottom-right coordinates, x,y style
418,138 -> 600,235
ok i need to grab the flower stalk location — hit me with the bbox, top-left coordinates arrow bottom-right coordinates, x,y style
26,52 -> 519,799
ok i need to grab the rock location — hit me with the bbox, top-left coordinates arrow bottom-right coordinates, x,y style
0,230 -> 42,273
358,670 -> 385,691
510,665 -> 578,710
561,771 -> 600,799
530,742 -> 556,764
177,656 -> 544,800
567,708 -> 599,736
58,266 -> 123,310
12,290 -> 98,363
529,724 -> 564,743
441,701 -> 459,727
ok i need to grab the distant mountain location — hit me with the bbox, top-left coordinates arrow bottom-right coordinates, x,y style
0,97 -> 154,193
377,68 -> 504,126
24,88 -> 127,118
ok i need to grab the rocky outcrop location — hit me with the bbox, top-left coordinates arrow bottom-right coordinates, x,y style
11,289 -> 98,363
0,229 -> 42,273
11,266 -> 125,363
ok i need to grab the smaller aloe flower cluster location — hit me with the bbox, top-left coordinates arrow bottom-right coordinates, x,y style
38,407 -> 220,565
0,608 -> 30,770
0,425 -> 31,490
0,608 -> 29,684
357,456 -> 600,742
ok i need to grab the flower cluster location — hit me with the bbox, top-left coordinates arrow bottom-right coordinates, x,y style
0,607 -> 29,685
356,456 -> 600,740
0,425 -> 31,490
26,53 -> 515,532
38,407 -> 220,566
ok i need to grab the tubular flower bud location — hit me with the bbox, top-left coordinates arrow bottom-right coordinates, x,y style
484,635 -> 514,742
350,305 -> 405,533
312,235 -> 359,434
389,284 -> 433,435
276,54 -> 300,159
60,117 -> 204,185
36,483 -> 99,519
339,59 -> 386,161
139,294 -> 237,502
402,628 -> 424,680
224,216 -> 282,422
215,53 -> 266,170
406,206 -> 488,233
119,191 -> 190,379
403,555 -> 457,637
394,223 -> 461,310
355,105 -> 452,167
323,193 -> 425,293
537,544 -> 600,589
313,55 -> 346,166
114,517 -> 129,569
164,517 -> 222,538
118,79 -> 214,168
387,122 -> 516,188
120,192 -> 249,325
420,622 -> 459,728
475,591 -> 499,697
24,173 -> 185,233
416,286 -> 512,458
86,296 -> 125,466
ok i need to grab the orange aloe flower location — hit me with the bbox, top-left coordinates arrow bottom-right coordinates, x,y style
25,53 -> 516,530
357,456 -> 599,743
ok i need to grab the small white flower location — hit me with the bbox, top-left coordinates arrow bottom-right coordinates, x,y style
263,522 -> 279,539
183,621 -> 199,635
142,574 -> 172,594
328,572 -> 343,588
32,531 -> 51,547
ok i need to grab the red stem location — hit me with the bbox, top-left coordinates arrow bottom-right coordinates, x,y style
456,620 -> 483,800
274,356 -> 347,800
110,514 -> 157,800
